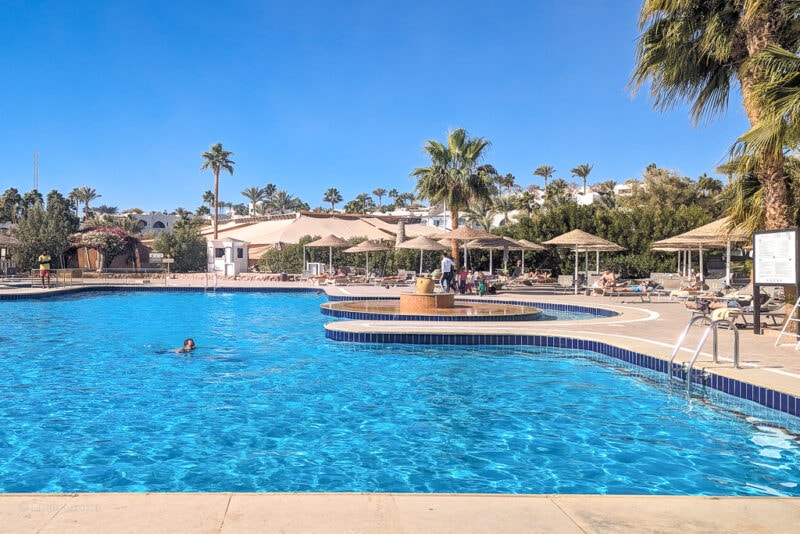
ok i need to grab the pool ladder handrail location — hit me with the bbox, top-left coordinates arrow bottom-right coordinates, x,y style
668,316 -> 739,388
204,272 -> 218,293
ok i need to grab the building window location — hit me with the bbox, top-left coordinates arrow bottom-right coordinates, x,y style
215,248 -> 225,258
237,248 -> 244,259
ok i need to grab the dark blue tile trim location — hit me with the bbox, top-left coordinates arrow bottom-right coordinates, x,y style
324,295 -> 617,320
324,329 -> 800,421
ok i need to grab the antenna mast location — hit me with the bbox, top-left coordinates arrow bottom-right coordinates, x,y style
33,151 -> 39,191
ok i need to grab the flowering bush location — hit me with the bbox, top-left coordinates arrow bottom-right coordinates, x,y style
72,226 -> 139,268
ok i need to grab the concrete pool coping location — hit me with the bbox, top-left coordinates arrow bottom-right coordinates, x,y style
2,278 -> 799,533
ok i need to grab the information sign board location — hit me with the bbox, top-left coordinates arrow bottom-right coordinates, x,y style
753,229 -> 798,285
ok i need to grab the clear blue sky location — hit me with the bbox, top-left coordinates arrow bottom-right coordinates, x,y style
1,0 -> 750,213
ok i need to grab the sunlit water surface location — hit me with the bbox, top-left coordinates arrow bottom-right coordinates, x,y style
0,291 -> 797,495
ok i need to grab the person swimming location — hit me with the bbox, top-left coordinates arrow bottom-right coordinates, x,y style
175,338 -> 196,354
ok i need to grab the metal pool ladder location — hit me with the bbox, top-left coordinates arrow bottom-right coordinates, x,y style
668,315 -> 739,390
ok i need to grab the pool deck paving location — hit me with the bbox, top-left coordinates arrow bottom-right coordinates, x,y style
2,278 -> 800,533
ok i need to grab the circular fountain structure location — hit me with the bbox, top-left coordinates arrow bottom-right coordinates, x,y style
321,278 -> 543,321
399,276 -> 455,313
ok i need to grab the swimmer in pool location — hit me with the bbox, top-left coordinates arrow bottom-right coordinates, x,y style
175,338 -> 196,354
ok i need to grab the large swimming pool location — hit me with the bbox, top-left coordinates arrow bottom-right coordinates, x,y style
1,290 -> 798,495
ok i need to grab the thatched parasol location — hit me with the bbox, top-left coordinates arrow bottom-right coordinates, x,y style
305,234 -> 352,273
468,237 -> 525,274
344,240 -> 390,274
0,234 -> 21,247
395,235 -> 448,273
436,226 -> 497,268
543,229 -> 623,294
651,217 -> 751,282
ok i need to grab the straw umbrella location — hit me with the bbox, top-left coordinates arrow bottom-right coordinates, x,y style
468,236 -> 525,275
394,235 -> 448,274
436,226 -> 497,268
343,240 -> 390,275
305,234 -> 351,274
543,229 -> 622,294
652,217 -> 750,282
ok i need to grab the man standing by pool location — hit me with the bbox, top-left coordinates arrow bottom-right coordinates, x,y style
441,252 -> 455,292
38,250 -> 51,288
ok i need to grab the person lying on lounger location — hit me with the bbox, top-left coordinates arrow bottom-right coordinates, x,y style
609,281 -> 656,293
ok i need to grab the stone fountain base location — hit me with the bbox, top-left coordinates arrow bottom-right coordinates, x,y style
399,292 -> 455,313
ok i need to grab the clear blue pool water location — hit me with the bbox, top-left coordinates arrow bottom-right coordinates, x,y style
1,290 -> 798,495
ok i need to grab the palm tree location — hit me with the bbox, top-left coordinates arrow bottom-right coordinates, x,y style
412,128 -> 493,266
94,204 -> 118,215
464,198 -> 496,232
515,190 -> 538,217
75,186 -> 101,220
387,188 -> 399,207
200,142 -> 235,239
570,164 -> 593,195
629,0 -> 800,230
533,165 -> 555,192
202,190 -> 215,214
493,194 -> 516,225
372,187 -> 387,208
241,186 -> 265,215
543,178 -> 572,208
323,188 -> 343,212
271,189 -> 297,214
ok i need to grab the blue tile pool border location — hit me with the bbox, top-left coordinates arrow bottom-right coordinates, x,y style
324,328 -> 800,424
323,295 -> 617,322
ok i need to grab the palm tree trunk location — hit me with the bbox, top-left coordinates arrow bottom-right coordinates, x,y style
761,155 -> 791,229
213,170 -> 220,239
450,207 -> 460,269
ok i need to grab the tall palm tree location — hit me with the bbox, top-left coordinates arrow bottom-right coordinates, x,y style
372,187 -> 387,208
533,165 -> 555,192
323,188 -> 343,212
412,128 -> 493,266
570,164 -> 593,195
241,186 -> 265,216
76,186 -> 101,220
629,0 -> 800,230
200,142 -> 235,239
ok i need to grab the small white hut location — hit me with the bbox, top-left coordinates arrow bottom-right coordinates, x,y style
207,238 -> 249,276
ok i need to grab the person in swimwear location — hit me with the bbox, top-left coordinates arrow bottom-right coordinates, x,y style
175,338 -> 196,354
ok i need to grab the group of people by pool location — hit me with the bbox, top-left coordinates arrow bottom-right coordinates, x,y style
439,253 -> 492,296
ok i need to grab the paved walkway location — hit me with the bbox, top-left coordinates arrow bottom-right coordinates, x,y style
2,279 -> 799,533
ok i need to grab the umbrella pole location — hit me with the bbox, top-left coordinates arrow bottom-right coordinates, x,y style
699,245 -> 704,282
521,250 -> 525,273
574,246 -> 579,295
595,251 -> 599,273
329,247 -> 333,274
725,240 -> 731,284
419,250 -> 423,275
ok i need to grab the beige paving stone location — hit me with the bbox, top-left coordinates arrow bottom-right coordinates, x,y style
389,494 -> 583,534
0,494 -> 75,533
36,493 -> 229,534
553,495 -> 800,534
